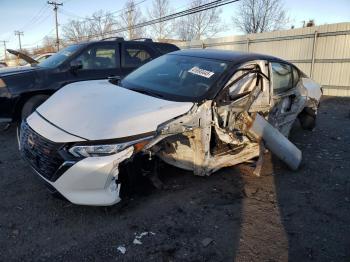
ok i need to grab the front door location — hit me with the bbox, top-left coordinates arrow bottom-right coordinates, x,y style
68,43 -> 121,83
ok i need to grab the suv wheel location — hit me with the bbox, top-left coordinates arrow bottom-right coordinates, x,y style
21,95 -> 49,121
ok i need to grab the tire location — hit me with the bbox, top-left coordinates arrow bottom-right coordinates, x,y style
298,108 -> 316,130
21,95 -> 49,121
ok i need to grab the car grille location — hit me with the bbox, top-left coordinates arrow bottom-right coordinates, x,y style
20,121 -> 65,182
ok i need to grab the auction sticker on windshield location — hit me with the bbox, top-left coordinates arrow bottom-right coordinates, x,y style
188,66 -> 215,78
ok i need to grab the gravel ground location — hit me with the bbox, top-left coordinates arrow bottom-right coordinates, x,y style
0,96 -> 349,262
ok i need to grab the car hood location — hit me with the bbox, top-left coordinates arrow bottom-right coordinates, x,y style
36,80 -> 194,141
6,49 -> 38,64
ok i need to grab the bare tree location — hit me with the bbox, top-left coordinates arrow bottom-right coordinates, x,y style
176,18 -> 195,41
117,0 -> 145,39
31,37 -> 57,55
147,0 -> 174,40
62,10 -> 116,43
89,10 -> 115,39
176,0 -> 224,41
62,20 -> 92,43
232,0 -> 289,34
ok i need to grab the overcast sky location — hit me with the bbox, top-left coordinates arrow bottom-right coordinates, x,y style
0,0 -> 349,56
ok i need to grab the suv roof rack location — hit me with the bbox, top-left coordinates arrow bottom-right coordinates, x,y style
131,38 -> 153,42
101,37 -> 124,41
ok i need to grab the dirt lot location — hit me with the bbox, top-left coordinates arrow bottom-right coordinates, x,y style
0,96 -> 349,262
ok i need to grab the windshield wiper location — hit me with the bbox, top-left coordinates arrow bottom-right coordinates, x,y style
129,88 -> 164,98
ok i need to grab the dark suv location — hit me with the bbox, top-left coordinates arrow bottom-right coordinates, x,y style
0,38 -> 179,125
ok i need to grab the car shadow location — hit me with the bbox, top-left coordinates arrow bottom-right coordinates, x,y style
272,96 -> 350,261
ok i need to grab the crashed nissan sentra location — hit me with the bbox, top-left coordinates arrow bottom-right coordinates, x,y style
19,49 -> 322,206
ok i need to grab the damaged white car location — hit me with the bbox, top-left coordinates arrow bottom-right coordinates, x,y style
19,49 -> 322,206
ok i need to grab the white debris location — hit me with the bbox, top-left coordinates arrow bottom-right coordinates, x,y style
132,231 -> 156,245
117,246 -> 126,254
133,239 -> 142,245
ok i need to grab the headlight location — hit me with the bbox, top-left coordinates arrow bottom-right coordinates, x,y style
68,137 -> 152,158
0,78 -> 6,88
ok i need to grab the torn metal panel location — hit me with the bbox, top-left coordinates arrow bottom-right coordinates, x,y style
244,113 -> 302,170
146,61 -> 273,176
148,101 -> 264,176
268,91 -> 307,136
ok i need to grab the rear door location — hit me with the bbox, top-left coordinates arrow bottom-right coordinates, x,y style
121,43 -> 155,76
269,62 -> 304,135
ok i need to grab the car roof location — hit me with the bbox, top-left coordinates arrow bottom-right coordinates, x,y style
169,49 -> 288,65
84,39 -> 175,46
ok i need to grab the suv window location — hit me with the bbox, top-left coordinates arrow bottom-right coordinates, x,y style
271,62 -> 293,94
122,44 -> 152,68
74,45 -> 118,70
39,44 -> 82,68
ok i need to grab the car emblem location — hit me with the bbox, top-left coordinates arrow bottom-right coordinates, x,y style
27,134 -> 35,149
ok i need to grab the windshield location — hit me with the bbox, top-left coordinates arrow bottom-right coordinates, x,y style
121,54 -> 229,102
38,44 -> 82,68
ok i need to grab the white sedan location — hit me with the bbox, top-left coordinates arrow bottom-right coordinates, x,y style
19,49 -> 322,206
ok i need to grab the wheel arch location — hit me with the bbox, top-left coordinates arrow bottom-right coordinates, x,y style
13,90 -> 55,122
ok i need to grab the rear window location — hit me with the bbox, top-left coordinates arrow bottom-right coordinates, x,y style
122,44 -> 152,68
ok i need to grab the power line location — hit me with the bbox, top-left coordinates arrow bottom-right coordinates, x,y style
14,31 -> 24,50
47,1 -> 63,51
80,0 -> 239,40
26,0 -> 239,49
27,13 -> 53,32
19,5 -> 50,31
1,5 -> 51,44
59,0 -> 147,24
22,28 -> 56,48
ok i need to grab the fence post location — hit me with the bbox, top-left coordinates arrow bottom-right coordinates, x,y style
310,30 -> 318,78
246,37 -> 250,52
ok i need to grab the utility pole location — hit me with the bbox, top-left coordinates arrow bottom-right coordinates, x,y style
1,40 -> 8,61
126,1 -> 135,40
127,9 -> 133,40
14,31 -> 24,50
47,1 -> 63,51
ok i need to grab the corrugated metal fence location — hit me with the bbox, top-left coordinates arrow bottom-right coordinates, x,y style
173,22 -> 350,96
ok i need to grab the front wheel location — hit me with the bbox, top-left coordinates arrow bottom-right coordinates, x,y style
21,95 -> 49,121
298,107 -> 317,130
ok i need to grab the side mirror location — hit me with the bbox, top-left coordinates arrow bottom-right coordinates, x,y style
70,60 -> 83,71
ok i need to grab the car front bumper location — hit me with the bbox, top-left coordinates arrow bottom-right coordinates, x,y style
34,147 -> 134,206
20,114 -> 135,206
